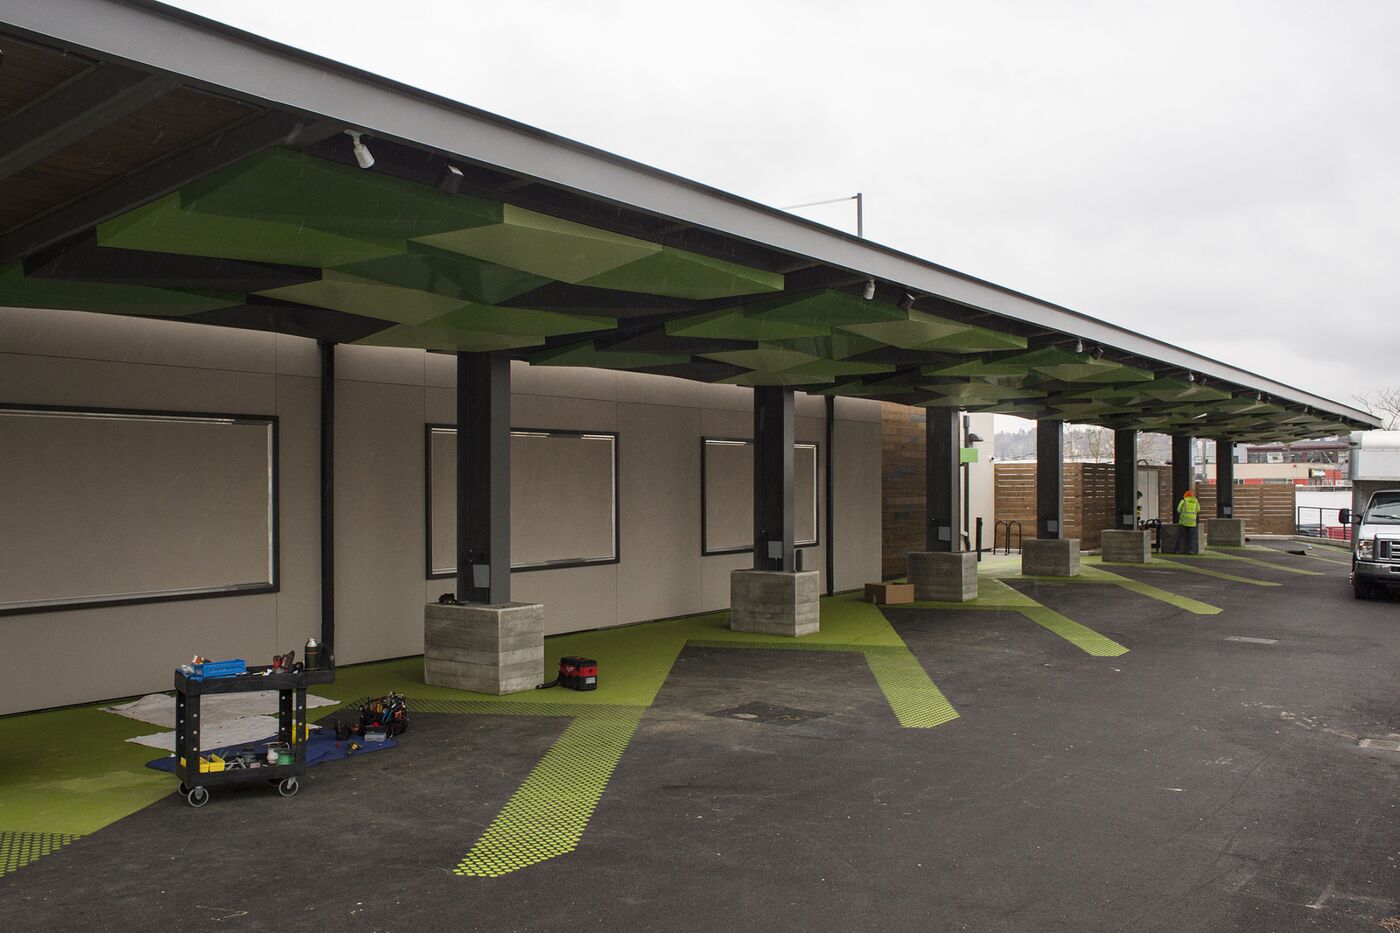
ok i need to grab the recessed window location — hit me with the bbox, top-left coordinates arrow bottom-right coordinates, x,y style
701,438 -> 818,555
426,426 -> 618,576
0,405 -> 278,615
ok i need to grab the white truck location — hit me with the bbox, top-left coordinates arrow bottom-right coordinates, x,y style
1345,430 -> 1400,599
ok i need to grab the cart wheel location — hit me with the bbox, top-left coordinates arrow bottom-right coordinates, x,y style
277,777 -> 299,798
186,786 -> 209,808
178,783 -> 190,796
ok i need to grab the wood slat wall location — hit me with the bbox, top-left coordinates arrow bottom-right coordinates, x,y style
880,403 -> 926,578
994,463 -> 1112,549
1192,483 -> 1297,535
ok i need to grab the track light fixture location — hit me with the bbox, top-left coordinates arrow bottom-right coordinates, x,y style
436,164 -> 464,195
346,131 -> 375,170
1089,346 -> 1104,360
863,279 -> 876,300
1187,371 -> 1196,382
897,292 -> 916,312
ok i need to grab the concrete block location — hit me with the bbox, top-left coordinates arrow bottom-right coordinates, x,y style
1159,524 -> 1205,555
1021,538 -> 1081,577
424,601 -> 544,694
1101,529 -> 1152,563
730,570 -> 820,637
1206,518 -> 1246,547
907,551 -> 978,602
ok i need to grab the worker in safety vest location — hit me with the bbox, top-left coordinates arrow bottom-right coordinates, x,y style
1175,490 -> 1201,553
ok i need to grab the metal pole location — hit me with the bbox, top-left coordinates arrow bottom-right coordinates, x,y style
1114,429 -> 1138,529
855,192 -> 864,239
825,395 -> 835,595
926,407 -> 960,551
1036,419 -> 1065,539
1215,438 -> 1235,517
318,340 -> 335,656
457,352 -> 511,604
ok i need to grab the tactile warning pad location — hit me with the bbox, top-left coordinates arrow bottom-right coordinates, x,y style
0,831 -> 79,878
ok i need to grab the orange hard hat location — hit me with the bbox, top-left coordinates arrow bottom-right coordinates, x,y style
1184,491 -> 1195,497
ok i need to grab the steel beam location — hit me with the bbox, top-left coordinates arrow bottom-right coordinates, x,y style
318,340 -> 335,654
926,407 -> 960,551
1114,429 -> 1138,529
0,63 -> 178,181
0,111 -> 337,267
1036,419 -> 1064,540
1215,439 -> 1235,517
456,352 -> 511,604
753,386 -> 794,572
1172,434 -> 1193,504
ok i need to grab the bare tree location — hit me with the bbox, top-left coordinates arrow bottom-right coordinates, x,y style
1355,387 -> 1400,430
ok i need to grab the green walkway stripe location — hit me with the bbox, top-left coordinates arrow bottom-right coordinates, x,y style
1201,548 -> 1325,576
1016,607 -> 1129,656
452,705 -> 645,878
1152,558 -> 1281,587
0,831 -> 78,878
687,640 -> 959,729
1088,565 -> 1224,614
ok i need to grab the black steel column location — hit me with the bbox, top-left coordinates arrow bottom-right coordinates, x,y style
926,407 -> 960,551
457,352 -> 511,604
1114,428 -> 1138,529
824,395 -> 835,594
1215,439 -> 1235,517
318,340 -> 335,656
1036,419 -> 1064,539
753,386 -> 795,572
1171,434 -> 1193,505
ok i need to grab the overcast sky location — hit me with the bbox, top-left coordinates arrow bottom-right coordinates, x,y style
168,0 -> 1399,419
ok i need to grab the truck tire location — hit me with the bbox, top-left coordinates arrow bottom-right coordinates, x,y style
1354,579 -> 1373,600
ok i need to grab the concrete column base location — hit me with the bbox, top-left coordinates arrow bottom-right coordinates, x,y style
1160,524 -> 1205,554
1206,518 -> 1246,547
424,601 -> 544,695
1022,538 -> 1081,576
907,551 -> 978,601
730,570 -> 820,637
1101,529 -> 1152,563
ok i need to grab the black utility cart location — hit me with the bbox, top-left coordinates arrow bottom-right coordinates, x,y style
173,664 -> 336,808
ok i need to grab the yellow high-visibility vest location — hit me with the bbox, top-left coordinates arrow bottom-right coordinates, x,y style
1177,497 -> 1200,527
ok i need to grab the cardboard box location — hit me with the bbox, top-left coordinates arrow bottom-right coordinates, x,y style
864,582 -> 914,604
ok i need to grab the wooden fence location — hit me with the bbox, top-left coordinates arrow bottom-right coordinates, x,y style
1193,483 -> 1296,535
880,403 -> 926,578
993,462 -> 1119,549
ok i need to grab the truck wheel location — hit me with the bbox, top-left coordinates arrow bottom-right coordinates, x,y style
1354,579 -> 1373,600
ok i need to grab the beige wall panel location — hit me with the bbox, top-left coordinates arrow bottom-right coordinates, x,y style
424,385 -> 454,425
835,397 -> 883,423
0,305 -> 276,373
834,419 -> 882,591
700,406 -> 750,439
335,344 -> 427,386
275,334 -> 321,377
333,379 -> 426,664
424,351 -> 456,388
0,352 -> 276,414
511,564 -> 619,637
513,362 -> 616,403
511,393 -> 616,432
794,391 -> 825,420
614,370 -> 702,408
0,594 -> 278,715
701,552 -> 753,610
614,401 -> 702,624
274,374 -> 322,653
698,382 -> 752,413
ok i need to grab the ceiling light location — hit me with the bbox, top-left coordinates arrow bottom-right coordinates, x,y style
897,292 -> 916,311
1089,346 -> 1105,360
863,279 -> 876,300
436,164 -> 464,195
346,131 -> 375,170
1187,371 -> 1196,382
1074,338 -> 1084,354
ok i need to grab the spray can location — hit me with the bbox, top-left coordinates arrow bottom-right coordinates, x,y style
304,637 -> 321,671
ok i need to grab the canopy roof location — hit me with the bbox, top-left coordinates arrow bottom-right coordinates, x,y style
0,1 -> 1379,441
